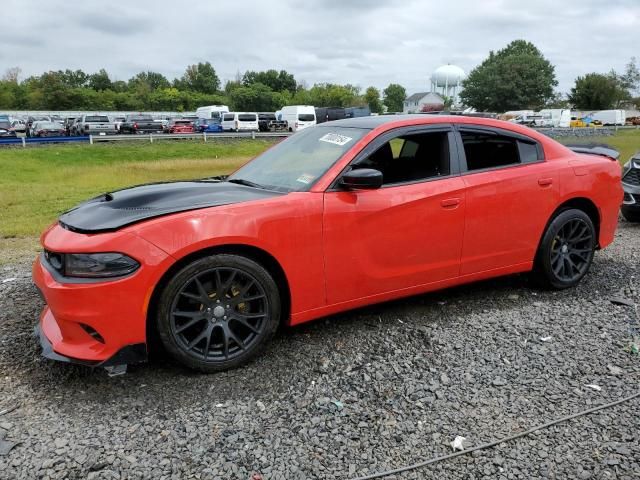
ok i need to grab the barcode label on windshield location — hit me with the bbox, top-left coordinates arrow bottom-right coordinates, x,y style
319,133 -> 353,146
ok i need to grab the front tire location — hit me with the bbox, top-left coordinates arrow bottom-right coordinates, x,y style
533,209 -> 596,289
156,254 -> 281,372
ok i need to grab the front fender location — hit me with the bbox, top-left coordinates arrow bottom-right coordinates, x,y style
130,193 -> 326,316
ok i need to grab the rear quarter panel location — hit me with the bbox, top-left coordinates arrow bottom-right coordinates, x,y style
558,154 -> 622,248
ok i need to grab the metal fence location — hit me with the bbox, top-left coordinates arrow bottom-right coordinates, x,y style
0,131 -> 292,147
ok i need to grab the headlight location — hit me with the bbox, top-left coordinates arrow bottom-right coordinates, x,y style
62,253 -> 140,278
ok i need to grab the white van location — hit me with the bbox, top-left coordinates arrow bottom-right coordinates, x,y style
591,110 -> 626,126
196,105 -> 230,121
221,112 -> 259,132
280,106 -> 316,132
537,109 -> 571,128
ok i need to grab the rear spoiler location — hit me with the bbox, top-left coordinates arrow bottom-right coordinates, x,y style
565,144 -> 620,161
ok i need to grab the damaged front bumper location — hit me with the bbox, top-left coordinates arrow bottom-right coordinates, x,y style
34,321 -> 147,370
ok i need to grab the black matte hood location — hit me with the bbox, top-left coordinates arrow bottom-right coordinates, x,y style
58,180 -> 283,233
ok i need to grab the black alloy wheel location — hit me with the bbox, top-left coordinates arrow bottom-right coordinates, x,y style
534,209 -> 596,289
156,254 -> 280,372
549,218 -> 593,282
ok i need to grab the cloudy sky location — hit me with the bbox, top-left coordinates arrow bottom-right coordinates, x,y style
1,0 -> 638,95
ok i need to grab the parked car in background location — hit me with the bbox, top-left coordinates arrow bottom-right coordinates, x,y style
0,120 -> 16,137
622,152 -> 640,222
119,115 -> 164,134
315,107 -> 347,124
26,116 -> 51,136
62,117 -> 77,136
113,117 -> 126,133
71,115 -> 117,136
591,110 -> 625,126
280,106 -> 316,132
196,105 -> 229,122
30,121 -> 66,137
194,118 -> 223,133
221,112 -> 259,132
167,119 -> 195,134
182,115 -> 199,125
33,115 -> 623,373
10,120 -> 26,136
345,106 -> 371,119
257,112 -> 287,132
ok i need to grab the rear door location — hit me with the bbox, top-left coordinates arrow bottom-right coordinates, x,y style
456,126 -> 560,275
323,125 -> 466,304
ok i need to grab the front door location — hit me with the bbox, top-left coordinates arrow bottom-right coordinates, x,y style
323,127 -> 466,305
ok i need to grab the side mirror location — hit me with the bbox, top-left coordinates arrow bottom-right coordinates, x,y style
340,168 -> 383,190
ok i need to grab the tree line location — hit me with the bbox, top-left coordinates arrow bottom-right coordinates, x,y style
460,40 -> 640,112
1,41 -> 638,114
0,63 -> 407,114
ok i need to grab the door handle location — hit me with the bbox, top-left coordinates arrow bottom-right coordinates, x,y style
440,198 -> 461,208
538,178 -> 553,187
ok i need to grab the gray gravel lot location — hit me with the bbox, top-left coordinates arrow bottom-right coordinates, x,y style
1,221 -> 639,480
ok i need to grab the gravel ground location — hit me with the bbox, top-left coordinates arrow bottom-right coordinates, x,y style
1,221 -> 639,480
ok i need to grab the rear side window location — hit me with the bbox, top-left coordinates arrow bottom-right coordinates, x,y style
298,114 -> 315,121
461,131 -> 540,171
223,114 -> 235,121
238,114 -> 257,121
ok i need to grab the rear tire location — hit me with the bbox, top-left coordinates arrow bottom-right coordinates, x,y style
532,209 -> 596,289
156,254 -> 281,372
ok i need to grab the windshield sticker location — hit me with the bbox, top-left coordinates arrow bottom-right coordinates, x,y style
296,174 -> 315,184
319,132 -> 353,146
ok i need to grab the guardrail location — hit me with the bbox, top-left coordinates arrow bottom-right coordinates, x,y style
0,131 -> 292,148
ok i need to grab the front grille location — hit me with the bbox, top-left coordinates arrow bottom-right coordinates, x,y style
623,168 -> 640,186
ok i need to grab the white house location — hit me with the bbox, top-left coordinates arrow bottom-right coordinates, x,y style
403,92 -> 445,114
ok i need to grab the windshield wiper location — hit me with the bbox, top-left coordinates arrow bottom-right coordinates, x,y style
227,178 -> 264,189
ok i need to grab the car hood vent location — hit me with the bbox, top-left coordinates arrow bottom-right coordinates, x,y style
58,180 -> 283,233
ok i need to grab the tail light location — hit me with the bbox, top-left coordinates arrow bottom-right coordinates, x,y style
235,121 -> 239,129
133,123 -> 138,129
295,122 -> 299,128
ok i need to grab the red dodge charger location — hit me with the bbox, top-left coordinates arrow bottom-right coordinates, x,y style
33,115 -> 623,373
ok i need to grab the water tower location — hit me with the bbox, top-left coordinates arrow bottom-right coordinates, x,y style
430,64 -> 465,105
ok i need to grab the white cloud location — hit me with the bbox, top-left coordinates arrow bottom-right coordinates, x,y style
0,0 -> 638,94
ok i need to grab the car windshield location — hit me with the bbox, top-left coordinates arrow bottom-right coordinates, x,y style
0,121 -> 10,128
86,116 -> 109,122
227,126 -> 368,192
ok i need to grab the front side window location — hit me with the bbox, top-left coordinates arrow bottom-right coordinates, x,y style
223,114 -> 234,121
352,130 -> 451,185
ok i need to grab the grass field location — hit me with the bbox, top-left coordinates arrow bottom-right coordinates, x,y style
0,130 -> 638,264
556,128 -> 640,163
0,140 -> 276,240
